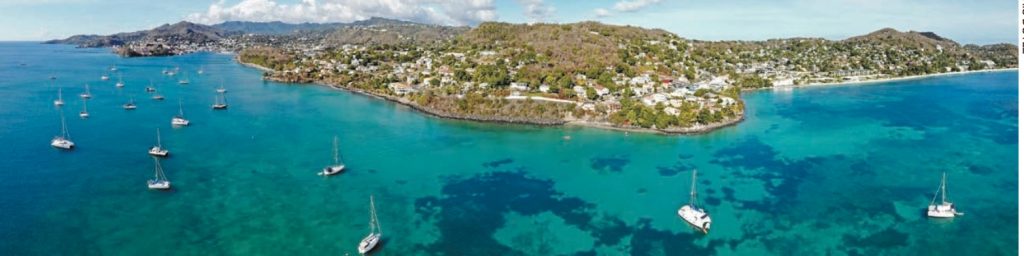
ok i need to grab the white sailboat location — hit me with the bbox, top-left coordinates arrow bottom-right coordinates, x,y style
110,65 -> 118,72
145,79 -> 156,92
147,156 -> 171,190
358,195 -> 383,254
178,73 -> 189,84
318,136 -> 345,176
152,81 -> 165,100
54,87 -> 65,106
100,74 -> 109,81
677,169 -> 711,233
172,100 -> 190,126
927,172 -> 962,218
51,111 -> 74,149
123,96 -> 137,110
148,128 -> 169,157
115,73 -> 125,87
79,100 -> 89,118
197,65 -> 204,75
212,91 -> 228,109
79,84 -> 91,99
216,83 -> 227,93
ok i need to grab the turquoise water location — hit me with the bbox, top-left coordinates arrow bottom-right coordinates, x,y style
0,42 -> 1017,255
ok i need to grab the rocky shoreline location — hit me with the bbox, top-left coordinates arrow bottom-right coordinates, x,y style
237,58 -> 745,135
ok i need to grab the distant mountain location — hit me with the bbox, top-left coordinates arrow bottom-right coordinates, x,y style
844,28 -> 960,48
45,21 -> 224,47
213,21 -> 344,35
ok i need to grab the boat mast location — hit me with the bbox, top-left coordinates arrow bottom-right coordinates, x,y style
156,128 -> 162,148
153,157 -> 166,181
333,136 -> 340,165
369,195 -> 380,235
690,169 -> 698,206
58,87 -> 63,101
940,172 -> 947,204
178,99 -> 185,116
59,110 -> 69,138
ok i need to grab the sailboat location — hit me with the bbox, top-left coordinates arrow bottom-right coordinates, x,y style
152,82 -> 165,100
100,73 -> 109,81
197,65 -> 204,75
677,169 -> 711,233
357,195 -> 383,254
212,91 -> 228,109
79,84 -> 92,99
145,79 -> 156,92
123,96 -> 137,110
147,156 -> 171,190
172,100 -> 190,126
79,100 -> 89,118
927,172 -> 962,218
51,111 -> 74,149
148,128 -> 169,157
178,73 -> 189,84
115,73 -> 125,87
109,65 -> 118,72
216,83 -> 227,93
318,136 -> 345,176
54,87 -> 65,106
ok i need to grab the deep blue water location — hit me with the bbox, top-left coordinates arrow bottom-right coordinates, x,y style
0,42 -> 1017,255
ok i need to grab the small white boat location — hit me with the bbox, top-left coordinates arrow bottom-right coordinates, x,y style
100,74 -> 109,81
115,74 -> 125,87
212,91 -> 228,109
178,73 -> 189,85
148,128 -> 169,157
110,65 -> 118,72
171,100 -> 190,126
123,97 -> 137,110
927,172 -> 962,218
147,157 -> 171,190
358,195 -> 383,254
54,87 -> 65,106
216,84 -> 227,93
79,100 -> 89,119
318,136 -> 345,176
79,84 -> 91,99
152,94 -> 165,100
51,111 -> 74,149
197,66 -> 204,74
678,169 -> 711,233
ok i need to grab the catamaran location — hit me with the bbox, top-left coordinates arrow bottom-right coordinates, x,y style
51,111 -> 74,149
172,100 -> 190,126
358,195 -> 383,254
147,157 -> 171,190
123,96 -> 137,110
148,128 -> 169,157
212,91 -> 228,109
79,100 -> 89,118
318,136 -> 345,176
54,87 -> 65,106
115,73 -> 125,87
79,84 -> 92,99
678,169 -> 711,233
927,172 -> 962,218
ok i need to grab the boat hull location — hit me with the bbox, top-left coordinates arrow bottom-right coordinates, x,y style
319,165 -> 345,176
358,233 -> 380,254
171,118 -> 190,126
147,180 -> 170,190
149,147 -> 169,157
927,203 -> 958,218
678,205 -> 711,233
51,138 -> 74,149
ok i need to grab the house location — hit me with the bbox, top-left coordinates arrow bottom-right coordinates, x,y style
510,82 -> 529,91
573,86 -> 587,98
388,83 -> 417,95
594,85 -> 610,96
664,107 -> 680,116
539,84 -> 551,93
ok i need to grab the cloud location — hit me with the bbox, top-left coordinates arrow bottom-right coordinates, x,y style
186,0 -> 497,26
612,0 -> 662,12
593,8 -> 610,18
517,0 -> 554,23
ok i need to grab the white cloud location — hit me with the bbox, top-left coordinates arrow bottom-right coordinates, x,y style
612,0 -> 662,12
593,8 -> 610,18
517,0 -> 554,23
186,0 -> 497,26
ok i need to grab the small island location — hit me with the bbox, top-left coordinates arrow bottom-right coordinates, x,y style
46,18 -> 1018,134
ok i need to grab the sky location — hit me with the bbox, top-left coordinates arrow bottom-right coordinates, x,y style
0,0 -> 1015,44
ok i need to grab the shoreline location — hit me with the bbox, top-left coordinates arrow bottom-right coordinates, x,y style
763,68 -> 1017,91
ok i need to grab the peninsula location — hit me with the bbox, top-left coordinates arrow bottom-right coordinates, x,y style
47,18 -> 1018,134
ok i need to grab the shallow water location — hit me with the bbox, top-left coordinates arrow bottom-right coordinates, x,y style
0,42 -> 1017,255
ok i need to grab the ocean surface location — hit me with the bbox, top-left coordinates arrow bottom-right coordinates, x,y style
0,42 -> 1017,255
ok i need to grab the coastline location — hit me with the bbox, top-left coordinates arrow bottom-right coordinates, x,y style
764,68 -> 1017,91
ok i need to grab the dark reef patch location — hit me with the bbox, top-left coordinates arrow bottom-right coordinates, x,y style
590,155 -> 630,173
482,158 -> 515,168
